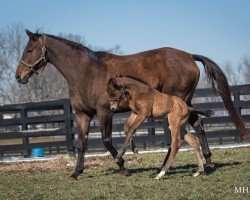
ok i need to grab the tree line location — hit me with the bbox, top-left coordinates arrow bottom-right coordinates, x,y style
0,24 -> 122,104
0,23 -> 249,105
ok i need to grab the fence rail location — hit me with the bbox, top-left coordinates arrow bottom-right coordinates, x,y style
0,84 -> 250,157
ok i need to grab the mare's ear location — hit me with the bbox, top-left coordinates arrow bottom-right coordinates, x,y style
25,29 -> 37,40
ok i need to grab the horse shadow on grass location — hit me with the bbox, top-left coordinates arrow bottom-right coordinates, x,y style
103,161 -> 242,177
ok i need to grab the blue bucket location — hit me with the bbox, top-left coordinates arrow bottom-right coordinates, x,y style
32,148 -> 45,157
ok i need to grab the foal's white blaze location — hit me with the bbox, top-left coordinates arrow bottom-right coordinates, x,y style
155,171 -> 165,180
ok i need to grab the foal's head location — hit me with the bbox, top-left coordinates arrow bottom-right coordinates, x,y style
15,30 -> 47,84
106,78 -> 129,111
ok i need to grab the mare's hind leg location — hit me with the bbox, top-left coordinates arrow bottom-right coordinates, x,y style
189,112 -> 214,168
97,109 -> 128,175
183,131 -> 204,177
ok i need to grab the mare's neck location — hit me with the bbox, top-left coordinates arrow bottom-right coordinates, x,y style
45,36 -> 90,84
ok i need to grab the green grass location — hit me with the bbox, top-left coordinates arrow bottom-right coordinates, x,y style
0,148 -> 249,200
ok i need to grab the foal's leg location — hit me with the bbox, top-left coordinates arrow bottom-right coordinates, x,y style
125,113 -> 142,161
71,113 -> 92,179
183,131 -> 204,177
97,109 -> 128,174
161,125 -> 187,169
155,116 -> 182,180
116,113 -> 147,161
189,112 -> 214,168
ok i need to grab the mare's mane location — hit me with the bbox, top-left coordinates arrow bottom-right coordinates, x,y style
33,31 -> 106,62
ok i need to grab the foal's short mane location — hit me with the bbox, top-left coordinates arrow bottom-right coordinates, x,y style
33,31 -> 106,62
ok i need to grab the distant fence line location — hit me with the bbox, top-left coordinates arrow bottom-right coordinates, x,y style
0,84 -> 249,157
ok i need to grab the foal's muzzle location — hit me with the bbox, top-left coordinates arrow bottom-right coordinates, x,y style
110,102 -> 118,111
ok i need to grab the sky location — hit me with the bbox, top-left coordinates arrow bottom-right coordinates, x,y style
0,0 -> 249,66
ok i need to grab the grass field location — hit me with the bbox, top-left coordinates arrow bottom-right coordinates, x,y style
0,148 -> 249,200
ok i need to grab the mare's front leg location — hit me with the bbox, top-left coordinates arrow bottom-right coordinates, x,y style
71,113 -> 92,179
97,108 -> 128,174
116,113 -> 146,161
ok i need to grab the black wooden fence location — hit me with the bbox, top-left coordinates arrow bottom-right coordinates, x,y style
0,84 -> 249,157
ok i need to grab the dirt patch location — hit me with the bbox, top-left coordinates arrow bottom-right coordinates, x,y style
0,155 -> 117,173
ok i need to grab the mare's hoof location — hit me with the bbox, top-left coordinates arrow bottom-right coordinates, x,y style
205,163 -> 215,169
115,157 -> 124,165
70,174 -> 78,180
118,168 -> 131,176
155,176 -> 161,180
70,170 -> 83,180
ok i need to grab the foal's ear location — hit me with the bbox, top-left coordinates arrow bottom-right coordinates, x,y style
107,77 -> 116,85
25,29 -> 37,40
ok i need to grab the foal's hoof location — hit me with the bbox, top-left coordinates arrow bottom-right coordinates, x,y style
193,171 -> 203,177
135,153 -> 142,162
133,148 -> 142,162
155,171 -> 165,180
118,168 -> 131,176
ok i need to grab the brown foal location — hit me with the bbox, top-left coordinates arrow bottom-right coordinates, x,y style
107,77 -> 212,179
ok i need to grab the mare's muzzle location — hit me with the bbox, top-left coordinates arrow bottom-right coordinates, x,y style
15,73 -> 30,84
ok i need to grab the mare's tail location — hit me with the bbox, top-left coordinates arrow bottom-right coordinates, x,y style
192,54 -> 250,140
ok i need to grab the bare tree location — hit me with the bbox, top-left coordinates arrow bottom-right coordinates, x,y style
242,56 -> 250,84
0,24 -> 123,104
0,23 -> 27,103
223,61 -> 243,85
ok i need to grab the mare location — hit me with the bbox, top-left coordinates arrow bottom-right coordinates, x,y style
15,30 -> 248,179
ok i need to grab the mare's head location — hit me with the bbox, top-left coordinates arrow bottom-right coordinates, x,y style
106,77 -> 130,111
15,30 -> 47,84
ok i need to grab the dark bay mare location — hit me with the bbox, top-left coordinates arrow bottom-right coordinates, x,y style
15,30 -> 248,179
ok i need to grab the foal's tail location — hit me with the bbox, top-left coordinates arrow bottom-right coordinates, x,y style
192,54 -> 250,140
189,107 -> 214,117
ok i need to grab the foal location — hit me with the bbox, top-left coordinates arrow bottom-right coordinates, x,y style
106,77 -> 212,179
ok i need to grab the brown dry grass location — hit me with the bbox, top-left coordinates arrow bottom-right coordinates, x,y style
0,155 -> 116,173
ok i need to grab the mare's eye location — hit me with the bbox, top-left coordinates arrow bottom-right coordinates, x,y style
26,46 -> 36,53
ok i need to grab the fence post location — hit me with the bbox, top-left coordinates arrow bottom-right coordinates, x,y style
63,99 -> 75,157
21,109 -> 30,157
233,91 -> 243,143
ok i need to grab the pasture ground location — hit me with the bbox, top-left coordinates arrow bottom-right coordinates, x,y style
0,148 -> 249,200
